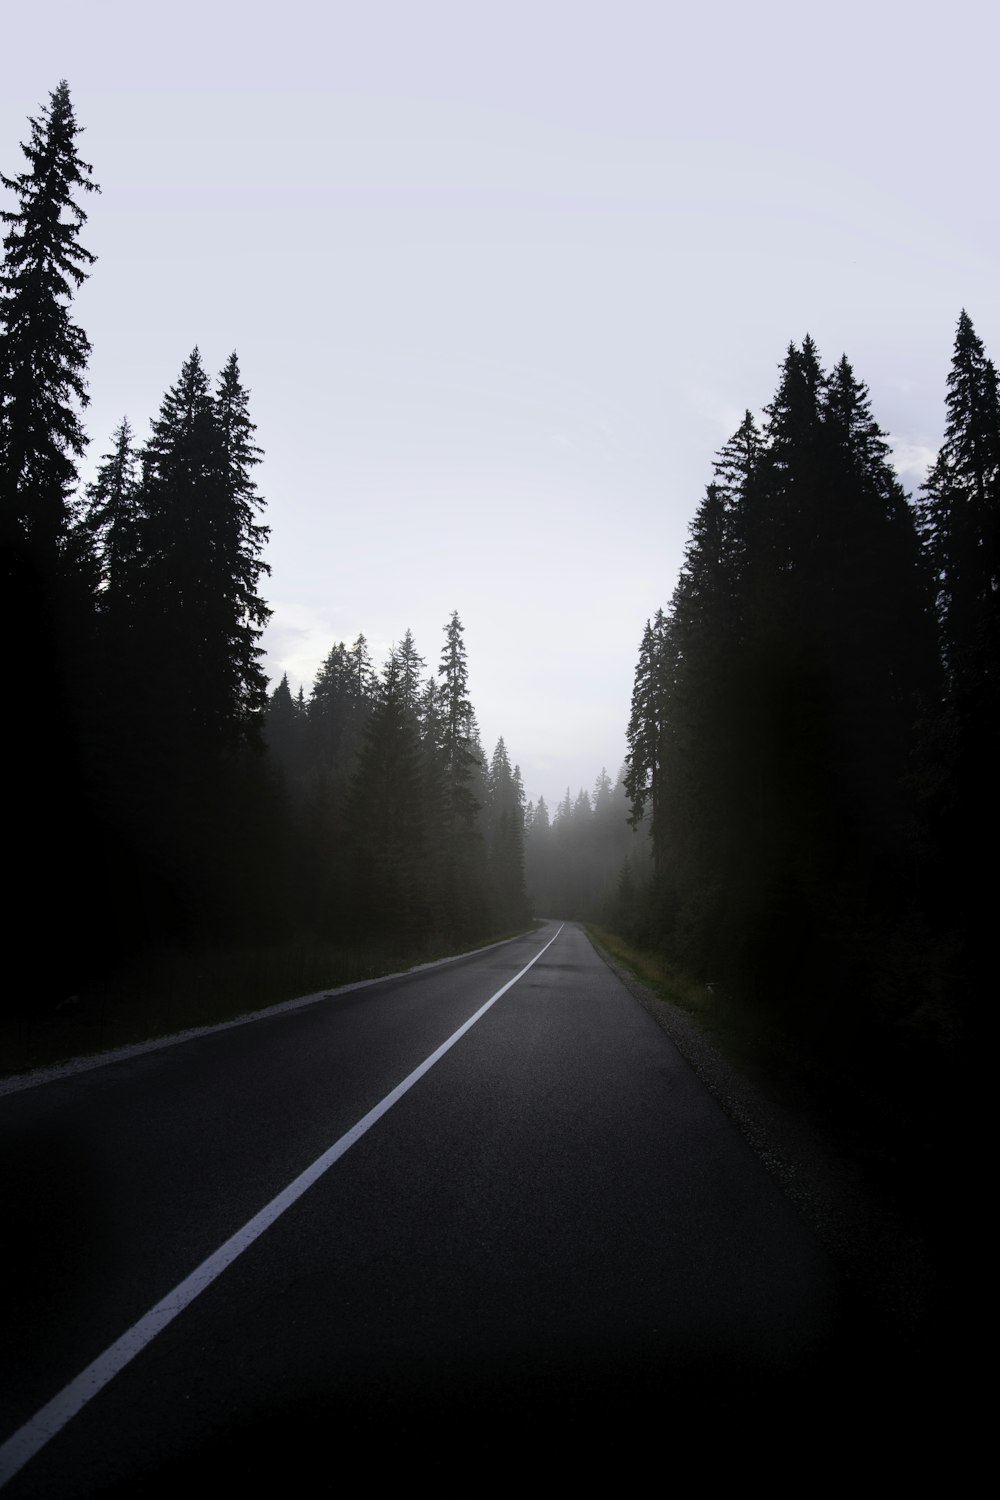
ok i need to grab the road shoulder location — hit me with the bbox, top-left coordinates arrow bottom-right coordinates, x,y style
585,927 -> 936,1346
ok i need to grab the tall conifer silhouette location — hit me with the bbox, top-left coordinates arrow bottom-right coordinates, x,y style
138,348 -> 271,758
0,81 -> 98,567
0,82 -> 100,1006
918,312 -> 1000,1009
919,310 -> 1000,698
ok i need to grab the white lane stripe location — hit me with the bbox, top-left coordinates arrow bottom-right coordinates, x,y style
1,928 -> 536,1098
0,924 -> 563,1487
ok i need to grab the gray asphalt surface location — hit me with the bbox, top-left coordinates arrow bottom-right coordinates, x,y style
2,922 -> 885,1491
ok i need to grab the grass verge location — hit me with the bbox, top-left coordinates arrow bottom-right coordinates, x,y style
1,925 -> 537,1083
585,921 -> 965,1206
584,924 -> 786,1084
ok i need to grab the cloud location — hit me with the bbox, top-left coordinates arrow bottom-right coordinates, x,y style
260,603 -> 348,694
261,605 -> 403,695
888,437 -> 937,484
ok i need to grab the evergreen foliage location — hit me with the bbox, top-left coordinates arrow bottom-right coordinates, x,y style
265,613 -> 527,946
484,738 -> 529,929
84,418 -> 142,606
0,82 -> 103,1004
916,312 -> 1000,1011
524,769 -> 643,921
625,336 -> 939,1036
137,347 -> 271,759
436,611 -> 486,927
347,652 -> 428,936
0,80 -> 98,569
624,609 -> 673,848
395,628 -> 426,713
5,86 -> 982,1083
265,673 -> 306,775
919,310 -> 1000,702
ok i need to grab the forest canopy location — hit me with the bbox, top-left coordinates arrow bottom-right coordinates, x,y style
1,82 -> 992,1091
0,84 -> 530,1019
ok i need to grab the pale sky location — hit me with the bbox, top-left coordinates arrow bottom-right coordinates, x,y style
3,1 -> 997,809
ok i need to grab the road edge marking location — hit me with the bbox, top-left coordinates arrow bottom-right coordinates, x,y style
0,924 -> 563,1487
0,927 -> 543,1098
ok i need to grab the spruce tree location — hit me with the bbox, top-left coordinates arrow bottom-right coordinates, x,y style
394,628 -> 426,713
0,80 -> 99,569
819,354 -> 938,824
95,348 -> 274,937
713,408 -> 762,506
307,641 -> 352,769
624,609 -> 673,857
917,313 -> 1000,1007
485,737 -> 528,928
83,418 -> 142,606
265,673 -> 306,783
137,348 -> 271,758
438,610 -> 479,830
629,339 -> 938,1028
919,310 -> 1000,699
300,644 -> 353,933
348,633 -> 376,700
743,336 -> 828,636
74,418 -> 145,815
524,793 -> 552,915
437,611 -> 486,932
348,653 -> 428,936
0,82 -> 102,1005
214,353 -> 271,741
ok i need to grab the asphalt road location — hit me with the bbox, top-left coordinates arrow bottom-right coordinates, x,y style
1,922 -> 876,1491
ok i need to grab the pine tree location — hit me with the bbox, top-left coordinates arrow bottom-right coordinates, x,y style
417,672 -> 444,757
394,628 -> 426,713
214,353 -> 271,741
0,80 -> 99,568
438,610 -> 479,830
72,418 -> 145,808
348,633 -> 376,700
83,418 -> 142,606
265,673 -> 306,782
437,611 -> 486,932
137,347 -> 271,757
0,83 -> 102,1007
348,653 -> 428,935
524,793 -> 553,917
917,313 -> 1000,1004
307,641 -> 352,768
592,767 -> 614,817
629,338 -> 938,1026
820,353 -> 938,808
485,737 -> 528,928
624,609 -> 673,855
713,408 -> 762,505
742,336 -> 829,633
138,348 -> 222,760
919,310 -> 1000,699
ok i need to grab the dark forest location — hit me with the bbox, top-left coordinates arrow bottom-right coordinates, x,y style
1,77 -> 990,1487
2,84 -> 989,1158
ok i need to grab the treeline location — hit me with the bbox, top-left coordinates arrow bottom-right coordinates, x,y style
263,617 -> 530,944
1,83 -> 528,1018
523,771 -> 648,921
622,323 -> 997,1062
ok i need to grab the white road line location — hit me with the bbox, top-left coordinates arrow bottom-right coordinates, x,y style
0,924 -> 563,1488
0,927 -> 537,1098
